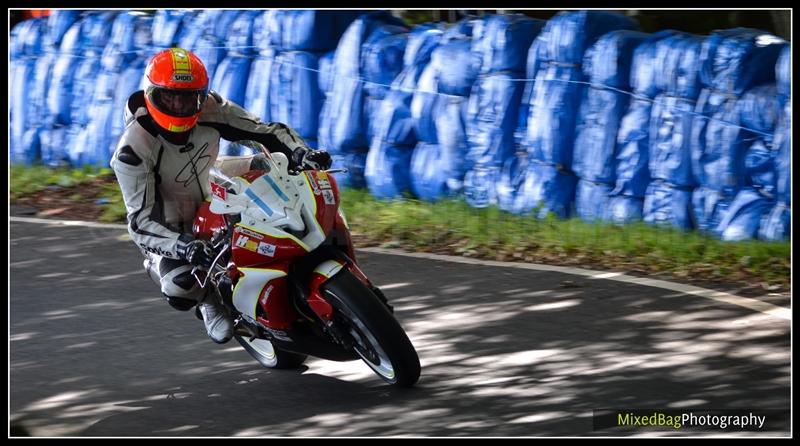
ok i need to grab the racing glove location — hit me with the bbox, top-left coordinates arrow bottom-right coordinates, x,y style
300,149 -> 332,171
182,238 -> 215,269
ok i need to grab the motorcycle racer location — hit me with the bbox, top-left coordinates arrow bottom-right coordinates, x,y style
110,48 -> 331,344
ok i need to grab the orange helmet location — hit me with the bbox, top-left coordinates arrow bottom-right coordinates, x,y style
143,48 -> 209,133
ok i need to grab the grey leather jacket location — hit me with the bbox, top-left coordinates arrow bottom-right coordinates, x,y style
110,90 -> 310,260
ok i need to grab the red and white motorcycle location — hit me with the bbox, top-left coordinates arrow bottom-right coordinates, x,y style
191,141 -> 420,387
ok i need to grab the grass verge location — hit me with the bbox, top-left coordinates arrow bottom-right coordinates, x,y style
9,166 -> 790,290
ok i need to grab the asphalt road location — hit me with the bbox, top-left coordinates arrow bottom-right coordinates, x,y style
9,220 -> 791,437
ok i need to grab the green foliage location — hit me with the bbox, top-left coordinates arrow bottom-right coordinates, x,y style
10,165 -> 112,200
9,165 -> 790,287
340,189 -> 790,286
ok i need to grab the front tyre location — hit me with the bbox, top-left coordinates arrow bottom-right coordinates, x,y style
235,336 -> 308,369
322,270 -> 420,387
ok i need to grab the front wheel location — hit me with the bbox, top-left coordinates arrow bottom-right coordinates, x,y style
235,335 -> 308,369
322,270 -> 420,387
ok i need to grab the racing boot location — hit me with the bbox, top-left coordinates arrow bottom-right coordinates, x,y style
198,295 -> 233,344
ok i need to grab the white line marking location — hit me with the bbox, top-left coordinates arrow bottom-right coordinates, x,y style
11,217 -> 789,320
10,216 -> 128,230
359,248 -> 791,321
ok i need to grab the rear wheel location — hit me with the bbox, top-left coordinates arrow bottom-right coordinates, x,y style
235,335 -> 308,369
322,270 -> 420,387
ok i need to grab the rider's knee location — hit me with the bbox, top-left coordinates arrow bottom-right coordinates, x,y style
162,294 -> 197,311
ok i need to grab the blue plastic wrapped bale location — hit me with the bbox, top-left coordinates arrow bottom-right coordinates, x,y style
226,11 -> 260,57
266,10 -> 361,52
699,28 -> 786,95
318,50 -> 336,96
269,51 -> 323,140
629,30 -> 681,98
523,65 -> 586,169
515,39 -> 548,149
372,91 -> 416,147
410,63 -> 440,143
192,34 -> 227,84
9,20 -> 25,59
404,24 -> 443,68
718,188 -> 775,241
653,33 -> 705,100
70,57 -> 103,126
58,19 -> 86,55
466,73 -> 526,168
473,14 -> 544,74
45,10 -> 81,48
442,17 -> 483,42
81,101 -> 116,167
496,152 -> 529,214
18,128 -> 42,165
575,179 -> 614,222
365,142 -> 415,199
102,13 -> 153,72
614,98 -> 653,198
362,27 -> 409,100
152,10 -> 190,48
39,126 -> 70,167
109,59 -> 148,148
410,142 -> 467,202
433,39 -> 482,97
649,94 -> 696,187
211,10 -> 243,43
369,28 -> 442,147
178,12 -> 209,52
319,12 -> 408,154
10,59 -> 39,160
573,89 -> 630,183
776,45 -> 790,104
332,152 -> 369,189
535,11 -> 640,64
774,118 -> 790,205
244,50 -> 275,123
463,167 -> 500,208
13,17 -> 46,57
364,96 -> 387,143
30,53 -> 55,121
435,96 -> 470,170
605,195 -> 644,223
516,162 -> 577,219
690,186 -> 733,234
738,84 -> 780,135
212,56 -> 253,109
690,89 -> 747,194
643,180 -> 693,230
334,11 -> 408,79
758,203 -> 790,241
318,78 -> 366,153
745,140 -> 776,198
47,54 -> 85,126
583,30 -> 649,90
81,11 -> 117,55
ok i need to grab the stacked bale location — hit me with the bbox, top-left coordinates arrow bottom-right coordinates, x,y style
365,24 -> 444,198
571,30 -> 648,221
462,14 -> 544,208
514,11 -> 639,218
689,29 -> 786,238
408,18 -> 484,201
642,32 -> 705,229
318,12 -> 410,188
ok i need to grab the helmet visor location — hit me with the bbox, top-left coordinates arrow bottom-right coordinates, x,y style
146,86 -> 208,117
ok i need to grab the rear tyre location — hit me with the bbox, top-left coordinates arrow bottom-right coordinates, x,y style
322,270 -> 420,387
235,336 -> 308,369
